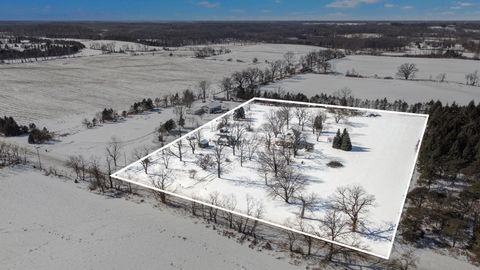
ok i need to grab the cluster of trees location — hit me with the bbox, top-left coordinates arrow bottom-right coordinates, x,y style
0,116 -> 28,136
402,100 -> 480,261
332,128 -> 352,151
218,49 -> 344,100
0,141 -> 27,167
130,98 -> 155,113
27,126 -> 53,144
466,70 -> 479,86
0,38 -> 84,61
193,46 -> 231,58
0,116 -> 52,144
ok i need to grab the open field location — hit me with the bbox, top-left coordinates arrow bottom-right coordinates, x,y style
0,42 -> 318,125
262,74 -> 480,105
2,39 -> 480,269
114,99 -> 428,258
333,55 -> 479,84
0,167 -> 299,270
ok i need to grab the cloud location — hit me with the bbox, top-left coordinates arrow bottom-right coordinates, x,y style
402,5 -> 414,9
326,0 -> 379,8
450,1 -> 474,9
197,1 -> 219,9
384,3 -> 395,8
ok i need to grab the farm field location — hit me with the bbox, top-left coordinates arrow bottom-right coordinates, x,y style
114,99 -> 428,258
333,55 -> 479,84
0,167 -> 299,270
0,42 -> 316,124
262,73 -> 480,105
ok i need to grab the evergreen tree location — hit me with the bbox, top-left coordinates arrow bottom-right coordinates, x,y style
341,128 -> 352,151
332,129 -> 342,149
233,107 -> 246,120
313,115 -> 323,141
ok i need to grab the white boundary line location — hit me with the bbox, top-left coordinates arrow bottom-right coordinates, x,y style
112,97 -> 429,260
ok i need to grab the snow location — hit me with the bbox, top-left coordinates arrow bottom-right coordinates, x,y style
0,167 -> 299,270
333,55 -> 480,84
114,98 -> 428,259
5,101 -> 239,168
261,74 -> 480,105
0,43 -> 318,124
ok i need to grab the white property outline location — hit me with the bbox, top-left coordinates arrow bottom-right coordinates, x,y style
112,97 -> 429,259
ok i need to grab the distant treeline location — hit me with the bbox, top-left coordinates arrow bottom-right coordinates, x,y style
2,21 -> 479,51
0,37 -> 85,61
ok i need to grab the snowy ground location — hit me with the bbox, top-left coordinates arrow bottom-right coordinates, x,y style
5,100 -> 240,169
114,99 -> 428,258
0,42 -> 316,124
261,74 -> 480,105
0,167 -> 299,270
333,55 -> 480,84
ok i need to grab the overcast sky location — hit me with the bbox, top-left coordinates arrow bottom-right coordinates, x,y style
1,0 -> 479,21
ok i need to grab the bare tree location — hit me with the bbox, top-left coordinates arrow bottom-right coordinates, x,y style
198,80 -> 210,102
220,77 -> 234,100
316,208 -> 349,261
161,149 -> 172,169
296,218 -> 314,255
294,107 -> 310,131
208,191 -> 220,223
106,137 -> 122,168
167,140 -> 186,161
228,123 -> 246,156
436,73 -> 447,82
257,146 -> 284,179
329,108 -> 349,124
466,70 -> 479,86
283,218 -> 299,252
133,146 -> 151,174
66,155 -> 87,183
221,194 -> 237,228
269,166 -> 306,203
245,133 -> 259,161
283,51 -> 296,74
244,195 -> 264,236
269,60 -> 282,82
312,113 -> 324,141
330,184 -> 376,232
296,192 -> 319,219
187,136 -> 197,154
396,63 -> 419,80
105,156 -> 114,188
88,158 -> 105,193
151,168 -> 173,203
140,157 -> 151,174
213,139 -> 226,178
278,105 -> 293,129
264,110 -> 284,137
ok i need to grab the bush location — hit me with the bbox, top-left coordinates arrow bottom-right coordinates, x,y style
197,154 -> 214,170
28,127 -> 53,144
327,161 -> 344,168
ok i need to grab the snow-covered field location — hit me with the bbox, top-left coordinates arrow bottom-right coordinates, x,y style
6,101 -> 239,169
262,74 -> 480,105
114,99 -> 428,258
0,43 -> 316,124
0,167 -> 299,270
333,55 -> 479,84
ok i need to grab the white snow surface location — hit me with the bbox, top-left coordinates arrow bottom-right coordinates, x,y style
114,99 -> 428,258
0,42 -> 317,124
261,74 -> 480,105
333,55 -> 480,84
0,167 -> 298,270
